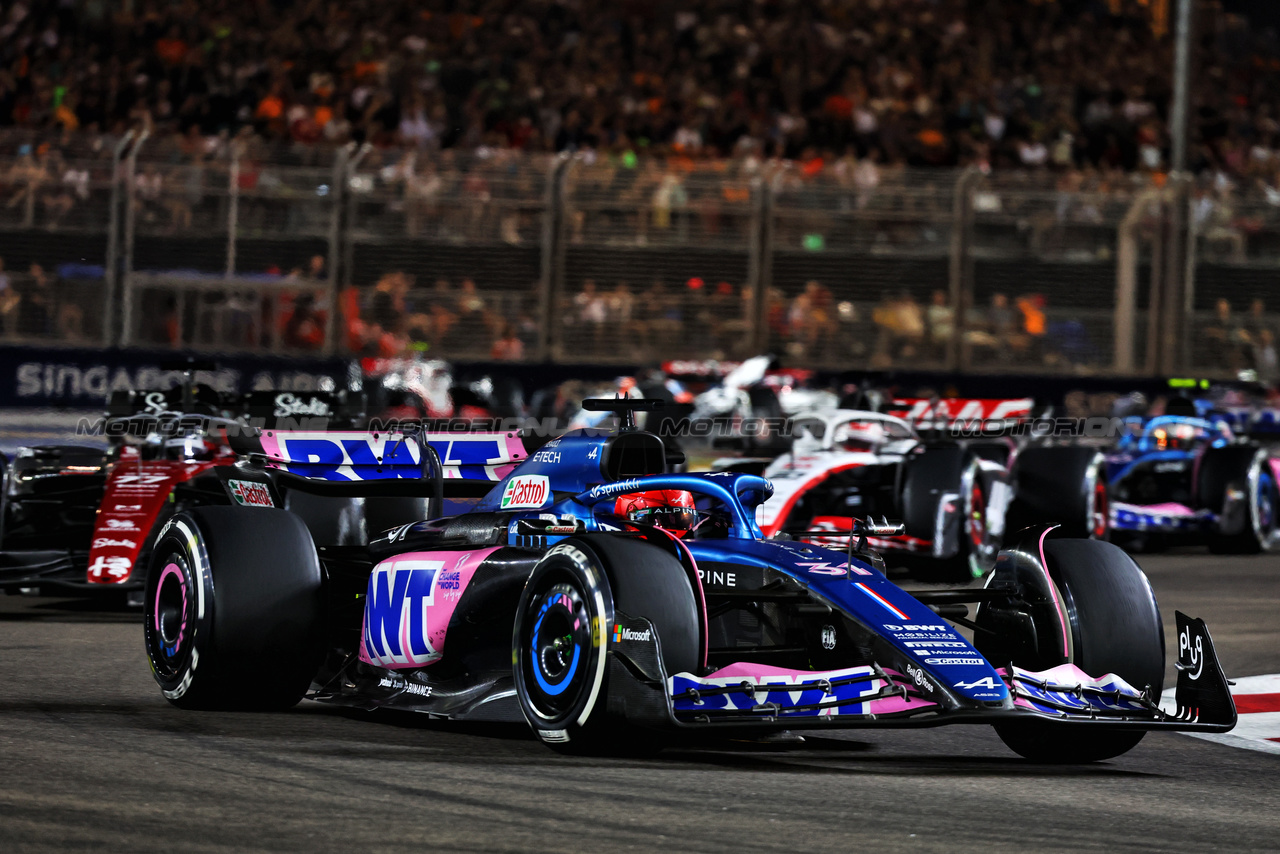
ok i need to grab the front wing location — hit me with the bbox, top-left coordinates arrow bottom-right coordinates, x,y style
612,611 -> 1236,734
1111,501 -> 1216,534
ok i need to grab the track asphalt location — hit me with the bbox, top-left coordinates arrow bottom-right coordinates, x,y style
0,550 -> 1277,853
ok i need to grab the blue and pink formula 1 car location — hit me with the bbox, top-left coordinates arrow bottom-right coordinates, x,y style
1103,413 -> 1280,552
141,400 -> 1236,762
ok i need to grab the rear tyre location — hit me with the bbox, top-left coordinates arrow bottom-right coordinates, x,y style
513,536 -> 698,754
1007,447 -> 1109,540
363,496 -> 430,540
982,537 -> 1163,762
1200,446 -> 1279,554
283,491 -> 365,547
143,506 -> 324,710
902,447 -> 994,580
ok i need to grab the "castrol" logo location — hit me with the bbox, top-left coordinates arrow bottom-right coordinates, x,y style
500,474 -> 550,509
229,480 -> 275,508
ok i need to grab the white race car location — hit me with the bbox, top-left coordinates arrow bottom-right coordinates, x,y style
720,399 -> 1107,579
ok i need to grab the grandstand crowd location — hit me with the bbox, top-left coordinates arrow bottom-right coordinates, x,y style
0,1 -> 1275,179
2,1 -> 1279,375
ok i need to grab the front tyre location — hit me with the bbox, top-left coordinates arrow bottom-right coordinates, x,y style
513,536 -> 699,754
1202,447 -> 1280,554
980,536 -> 1164,763
1007,447 -> 1109,540
513,542 -> 613,749
144,506 -> 324,710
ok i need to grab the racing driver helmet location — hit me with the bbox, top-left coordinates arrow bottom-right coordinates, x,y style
614,489 -> 698,535
1151,422 -> 1202,451
833,419 -> 888,452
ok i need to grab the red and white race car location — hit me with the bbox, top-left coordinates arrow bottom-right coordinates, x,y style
0,382 -> 490,601
718,398 -> 1107,579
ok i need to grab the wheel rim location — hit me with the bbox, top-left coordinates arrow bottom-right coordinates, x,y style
969,481 -> 986,550
149,555 -> 193,680
522,578 -> 593,721
1256,470 -> 1275,535
1092,476 -> 1109,539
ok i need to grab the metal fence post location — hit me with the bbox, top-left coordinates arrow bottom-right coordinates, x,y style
1180,189 -> 1199,375
1143,197 -> 1166,375
226,146 -> 240,278
336,142 -> 371,354
119,129 -> 148,347
102,130 -> 135,346
545,153 -> 574,362
1115,188 -> 1160,374
948,167 -> 978,371
341,142 -> 372,287
23,160 -> 35,227
538,153 -> 570,363
752,174 -> 776,356
324,145 -> 349,355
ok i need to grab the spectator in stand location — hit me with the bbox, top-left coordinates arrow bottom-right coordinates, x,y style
788,281 -> 836,362
456,278 -> 486,317
988,293 -> 1019,357
491,323 -> 524,360
0,256 -> 15,335
709,281 -> 741,357
368,272 -> 408,333
572,279 -> 607,345
1244,298 -> 1273,356
606,281 -> 634,329
303,255 -> 327,282
444,278 -> 490,356
418,278 -> 452,346
14,264 -> 51,338
1256,330 -> 1279,384
0,0 -> 1276,185
1016,294 -> 1048,363
1201,298 -> 1251,372
926,290 -> 955,362
871,291 -> 925,367
283,293 -> 325,350
682,278 -> 711,345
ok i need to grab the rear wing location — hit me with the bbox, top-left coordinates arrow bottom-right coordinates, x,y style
887,398 -> 1035,433
237,429 -> 527,484
219,428 -> 528,521
1208,407 -> 1280,437
243,390 -> 367,430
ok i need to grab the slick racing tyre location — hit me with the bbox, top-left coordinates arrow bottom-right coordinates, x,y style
513,535 -> 699,755
1198,446 -> 1280,554
283,491 -> 366,547
363,496 -> 430,540
1007,446 -> 1110,540
144,506 -> 324,710
902,447 -> 995,579
979,536 -> 1164,763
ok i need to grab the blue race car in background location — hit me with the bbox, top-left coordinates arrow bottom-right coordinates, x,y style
1104,409 -> 1280,552
138,399 -> 1235,763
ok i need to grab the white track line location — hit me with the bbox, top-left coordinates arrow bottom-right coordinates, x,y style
1160,673 -> 1280,755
